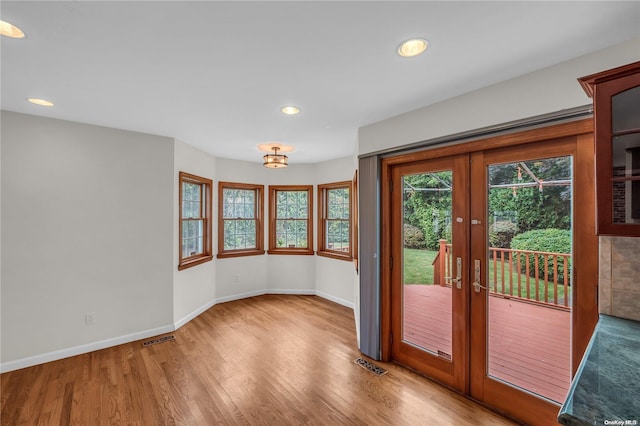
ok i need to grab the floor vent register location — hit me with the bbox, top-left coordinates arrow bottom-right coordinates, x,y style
354,357 -> 388,376
142,335 -> 176,347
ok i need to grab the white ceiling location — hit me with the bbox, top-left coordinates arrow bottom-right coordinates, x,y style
2,1 -> 639,164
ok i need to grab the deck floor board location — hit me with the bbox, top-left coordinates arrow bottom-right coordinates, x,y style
402,284 -> 571,403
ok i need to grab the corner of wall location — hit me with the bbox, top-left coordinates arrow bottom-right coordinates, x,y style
172,139 -> 218,326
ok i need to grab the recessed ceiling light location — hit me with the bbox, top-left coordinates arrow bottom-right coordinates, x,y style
281,106 -> 300,115
27,98 -> 54,107
397,38 -> 428,58
0,20 -> 25,39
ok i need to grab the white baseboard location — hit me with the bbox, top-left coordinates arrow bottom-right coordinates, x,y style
1,290 -> 355,373
214,289 -> 318,304
174,299 -> 217,330
267,288 -> 316,296
214,289 -> 266,304
315,290 -> 354,309
0,324 -> 174,373
215,289 -> 351,308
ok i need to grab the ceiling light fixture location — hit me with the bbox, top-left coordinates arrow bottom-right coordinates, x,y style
258,143 -> 294,169
263,146 -> 288,168
0,20 -> 25,38
27,98 -> 54,107
281,106 -> 300,115
397,38 -> 428,58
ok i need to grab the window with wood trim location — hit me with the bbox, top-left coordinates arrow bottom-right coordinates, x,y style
268,185 -> 314,255
352,170 -> 359,271
218,182 -> 264,258
178,172 -> 213,270
317,181 -> 352,260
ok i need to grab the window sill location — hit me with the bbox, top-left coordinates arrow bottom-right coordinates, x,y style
178,255 -> 213,271
217,250 -> 265,259
267,248 -> 314,256
317,251 -> 353,262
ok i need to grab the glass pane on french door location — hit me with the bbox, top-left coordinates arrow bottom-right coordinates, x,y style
402,171 -> 453,360
486,156 -> 573,403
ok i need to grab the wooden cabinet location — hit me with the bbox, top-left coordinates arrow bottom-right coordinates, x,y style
579,61 -> 640,236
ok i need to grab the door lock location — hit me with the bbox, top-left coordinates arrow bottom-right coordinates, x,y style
451,257 -> 463,289
473,259 -> 487,293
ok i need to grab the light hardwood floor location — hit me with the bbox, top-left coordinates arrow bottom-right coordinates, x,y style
1,295 -> 515,425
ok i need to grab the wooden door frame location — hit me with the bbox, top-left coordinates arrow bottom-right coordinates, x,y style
380,119 -> 597,422
386,155 -> 470,392
468,134 -> 598,424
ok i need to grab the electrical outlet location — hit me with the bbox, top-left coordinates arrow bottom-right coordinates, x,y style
85,312 -> 96,325
234,274 -> 240,282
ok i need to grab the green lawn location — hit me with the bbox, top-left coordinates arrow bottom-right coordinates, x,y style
402,248 -> 571,305
403,249 -> 437,285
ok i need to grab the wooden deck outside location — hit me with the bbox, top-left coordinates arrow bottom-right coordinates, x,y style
403,284 -> 571,403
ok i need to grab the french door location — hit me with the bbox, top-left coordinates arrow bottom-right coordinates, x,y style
382,127 -> 597,425
388,154 -> 469,392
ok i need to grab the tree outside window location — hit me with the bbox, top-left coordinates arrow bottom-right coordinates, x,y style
179,172 -> 212,270
268,185 -> 314,255
218,182 -> 264,258
318,181 -> 352,261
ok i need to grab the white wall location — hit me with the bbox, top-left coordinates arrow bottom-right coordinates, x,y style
213,158 -> 270,301
359,37 -> 640,155
0,110 -> 3,363
214,159 -> 319,300
173,140 -> 217,327
214,157 -> 359,307
0,114 -> 358,372
314,157 -> 359,308
1,111 -> 175,370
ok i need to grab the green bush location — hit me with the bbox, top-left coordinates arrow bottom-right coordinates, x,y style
418,210 -> 451,250
510,229 -> 572,284
489,221 -> 517,249
403,224 -> 425,249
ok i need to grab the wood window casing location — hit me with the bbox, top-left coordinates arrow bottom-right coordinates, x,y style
268,185 -> 314,255
178,171 -> 213,270
317,181 -> 352,261
218,182 -> 265,259
353,170 -> 359,272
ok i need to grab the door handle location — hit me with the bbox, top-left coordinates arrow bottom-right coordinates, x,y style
451,257 -> 463,289
473,259 -> 487,293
